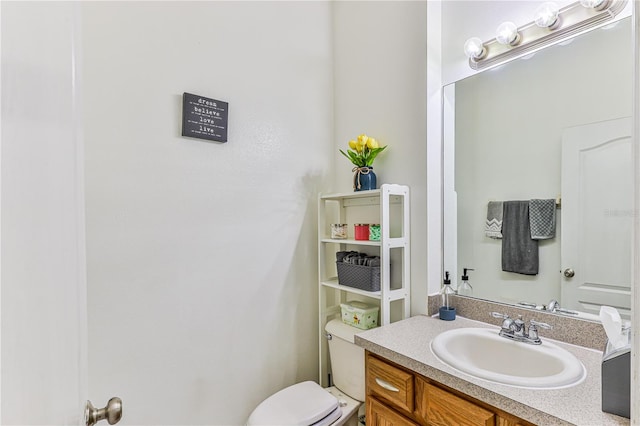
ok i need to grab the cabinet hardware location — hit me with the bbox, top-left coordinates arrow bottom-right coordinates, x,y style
375,377 -> 400,392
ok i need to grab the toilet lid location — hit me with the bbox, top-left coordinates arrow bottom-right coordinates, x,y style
247,381 -> 340,426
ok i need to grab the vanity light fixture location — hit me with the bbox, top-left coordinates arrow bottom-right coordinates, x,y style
463,0 -> 627,70
534,2 -> 561,29
463,37 -> 487,60
580,0 -> 610,10
495,22 -> 521,46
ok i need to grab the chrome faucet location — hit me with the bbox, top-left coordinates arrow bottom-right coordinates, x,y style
518,299 -> 578,315
490,312 -> 553,345
545,299 -> 578,315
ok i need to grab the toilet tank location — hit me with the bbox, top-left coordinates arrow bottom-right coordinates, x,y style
325,319 -> 365,402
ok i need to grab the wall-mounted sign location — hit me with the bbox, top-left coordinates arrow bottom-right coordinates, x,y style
182,92 -> 228,143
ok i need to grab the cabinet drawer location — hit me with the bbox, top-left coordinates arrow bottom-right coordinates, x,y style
367,354 -> 414,413
417,378 -> 494,426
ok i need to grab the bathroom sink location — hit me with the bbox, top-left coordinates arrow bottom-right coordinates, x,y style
430,327 -> 586,389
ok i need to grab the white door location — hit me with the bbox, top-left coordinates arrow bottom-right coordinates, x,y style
561,117 -> 632,318
1,3 -> 119,425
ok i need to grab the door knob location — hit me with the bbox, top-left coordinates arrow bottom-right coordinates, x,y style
563,268 -> 575,278
85,397 -> 122,426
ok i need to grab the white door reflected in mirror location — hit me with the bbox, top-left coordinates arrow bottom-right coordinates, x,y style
560,117 -> 632,318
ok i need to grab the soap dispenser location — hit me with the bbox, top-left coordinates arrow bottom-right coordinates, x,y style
458,268 -> 474,297
439,271 -> 456,321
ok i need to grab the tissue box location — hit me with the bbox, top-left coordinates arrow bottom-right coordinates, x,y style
602,342 -> 630,418
340,301 -> 379,330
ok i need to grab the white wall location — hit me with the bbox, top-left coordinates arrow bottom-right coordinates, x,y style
426,1 -> 444,300
82,2 -> 333,425
332,1 -> 428,316
1,2 -> 88,424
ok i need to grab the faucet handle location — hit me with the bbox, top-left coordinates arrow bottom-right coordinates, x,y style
491,312 -> 514,331
528,319 -> 553,342
530,319 -> 553,330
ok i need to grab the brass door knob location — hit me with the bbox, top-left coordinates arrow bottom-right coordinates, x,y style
85,397 -> 122,426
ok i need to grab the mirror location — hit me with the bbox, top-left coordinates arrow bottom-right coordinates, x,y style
443,17 -> 633,319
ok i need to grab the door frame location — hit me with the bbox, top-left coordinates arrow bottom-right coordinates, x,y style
0,2 -> 88,424
631,2 -> 640,423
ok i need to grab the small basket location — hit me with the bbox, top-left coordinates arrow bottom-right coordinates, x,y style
336,261 -> 381,292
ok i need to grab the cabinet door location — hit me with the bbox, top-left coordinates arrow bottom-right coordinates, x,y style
415,377 -> 495,426
367,397 -> 420,426
497,416 -> 532,426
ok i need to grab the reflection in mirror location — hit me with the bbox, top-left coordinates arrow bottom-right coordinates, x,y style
443,17 -> 632,320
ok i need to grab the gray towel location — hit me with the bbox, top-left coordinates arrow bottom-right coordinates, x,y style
485,201 -> 503,239
529,199 -> 556,240
502,201 -> 538,275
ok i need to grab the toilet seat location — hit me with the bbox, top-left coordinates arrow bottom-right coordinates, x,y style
247,381 -> 341,426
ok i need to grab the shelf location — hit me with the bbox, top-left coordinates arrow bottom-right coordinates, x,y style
320,193 -> 403,208
319,184 -> 409,201
320,238 -> 407,249
320,189 -> 381,201
320,279 -> 408,302
320,238 -> 381,247
318,183 -> 410,388
320,278 -> 382,299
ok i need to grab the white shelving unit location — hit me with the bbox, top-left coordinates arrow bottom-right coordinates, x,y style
318,183 -> 410,387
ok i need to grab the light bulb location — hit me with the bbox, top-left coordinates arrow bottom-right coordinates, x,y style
534,2 -> 560,29
495,22 -> 520,46
463,37 -> 486,60
580,0 -> 609,9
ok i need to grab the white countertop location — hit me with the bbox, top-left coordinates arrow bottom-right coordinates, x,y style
354,315 -> 629,426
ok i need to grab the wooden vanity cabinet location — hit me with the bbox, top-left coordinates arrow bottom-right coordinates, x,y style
365,352 -> 535,426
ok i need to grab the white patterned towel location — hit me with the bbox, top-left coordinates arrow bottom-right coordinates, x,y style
485,201 -> 503,239
529,199 -> 556,240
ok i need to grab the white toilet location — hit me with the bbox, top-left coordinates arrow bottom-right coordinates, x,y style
247,319 -> 365,426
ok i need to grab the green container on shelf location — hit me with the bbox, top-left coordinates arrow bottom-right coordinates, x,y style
340,301 -> 379,330
369,224 -> 381,241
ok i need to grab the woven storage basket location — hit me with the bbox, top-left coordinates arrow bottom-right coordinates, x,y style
336,261 -> 381,292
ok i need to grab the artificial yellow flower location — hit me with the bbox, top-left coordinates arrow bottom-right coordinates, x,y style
357,135 -> 368,152
339,133 -> 387,168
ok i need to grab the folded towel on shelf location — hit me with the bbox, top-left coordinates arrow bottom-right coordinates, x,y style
529,199 -> 556,240
502,200 -> 538,275
485,201 -> 504,239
